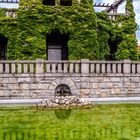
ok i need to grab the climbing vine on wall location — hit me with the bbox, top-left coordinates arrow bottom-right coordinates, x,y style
111,0 -> 138,60
0,0 -> 138,60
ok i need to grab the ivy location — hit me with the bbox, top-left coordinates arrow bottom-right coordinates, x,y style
0,0 -> 138,60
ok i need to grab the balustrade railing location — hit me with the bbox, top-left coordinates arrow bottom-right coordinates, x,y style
0,59 -> 140,74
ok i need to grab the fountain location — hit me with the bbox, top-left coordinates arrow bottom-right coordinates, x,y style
36,84 -> 90,108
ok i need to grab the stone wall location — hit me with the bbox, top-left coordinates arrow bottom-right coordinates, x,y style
0,59 -> 140,99
0,73 -> 140,99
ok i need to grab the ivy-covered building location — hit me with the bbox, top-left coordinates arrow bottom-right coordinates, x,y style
0,0 -> 138,60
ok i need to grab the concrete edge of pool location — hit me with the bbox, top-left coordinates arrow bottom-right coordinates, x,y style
0,97 -> 140,106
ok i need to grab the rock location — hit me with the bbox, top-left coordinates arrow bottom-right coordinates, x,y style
36,96 -> 91,108
55,99 -> 59,104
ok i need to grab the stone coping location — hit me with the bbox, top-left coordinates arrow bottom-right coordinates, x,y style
0,97 -> 140,106
1,73 -> 140,78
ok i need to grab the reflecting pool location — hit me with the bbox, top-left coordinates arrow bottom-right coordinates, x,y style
0,104 -> 140,140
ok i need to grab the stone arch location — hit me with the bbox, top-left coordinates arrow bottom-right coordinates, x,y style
55,84 -> 71,96
48,77 -> 80,96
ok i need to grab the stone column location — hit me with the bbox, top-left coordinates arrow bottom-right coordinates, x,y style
81,59 -> 89,74
36,59 -> 44,74
123,59 -> 131,74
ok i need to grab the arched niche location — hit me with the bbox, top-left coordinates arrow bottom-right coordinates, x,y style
55,84 -> 71,96
0,35 -> 8,60
46,30 -> 69,60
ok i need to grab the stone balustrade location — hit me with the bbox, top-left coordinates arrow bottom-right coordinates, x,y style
0,59 -> 140,74
0,59 -> 140,99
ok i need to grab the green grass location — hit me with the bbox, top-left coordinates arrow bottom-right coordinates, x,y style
0,104 -> 140,140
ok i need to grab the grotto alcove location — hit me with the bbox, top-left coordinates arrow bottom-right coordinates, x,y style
46,30 -> 69,60
55,84 -> 71,96
0,34 -> 8,60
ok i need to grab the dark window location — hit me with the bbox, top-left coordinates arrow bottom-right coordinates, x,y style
60,0 -> 72,6
107,38 -> 118,60
0,35 -> 8,60
42,0 -> 55,6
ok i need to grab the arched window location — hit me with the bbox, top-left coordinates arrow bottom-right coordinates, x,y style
0,35 -> 8,60
42,0 -> 55,6
60,0 -> 72,6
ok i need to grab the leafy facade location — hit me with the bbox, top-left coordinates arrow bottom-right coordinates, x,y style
0,0 -> 138,60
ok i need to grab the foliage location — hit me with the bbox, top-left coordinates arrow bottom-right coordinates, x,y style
114,0 -> 138,60
0,0 -> 138,60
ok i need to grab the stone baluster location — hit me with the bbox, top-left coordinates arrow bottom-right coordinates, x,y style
117,63 -> 122,73
17,64 -> 22,73
46,63 -> 51,73
69,62 -> 74,73
11,63 -> 16,73
112,63 -> 116,73
0,63 -> 3,73
30,64 -> 34,73
64,63 -> 68,73
52,64 -> 56,73
101,63 -> 106,73
132,63 -> 136,74
75,63 -> 79,73
107,63 -> 111,73
81,59 -> 89,74
96,63 -> 100,73
5,63 -> 10,73
24,64 -> 28,73
36,59 -> 44,74
123,59 -> 131,74
58,63 -> 62,73
137,63 -> 140,73
90,63 -> 95,73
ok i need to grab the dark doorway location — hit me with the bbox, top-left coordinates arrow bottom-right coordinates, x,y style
107,38 -> 118,60
42,0 -> 55,6
46,30 -> 69,60
0,35 -> 8,60
60,0 -> 72,6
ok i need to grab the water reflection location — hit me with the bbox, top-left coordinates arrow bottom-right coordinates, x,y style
2,130 -> 36,140
54,109 -> 71,119
0,105 -> 140,140
1,126 -> 139,140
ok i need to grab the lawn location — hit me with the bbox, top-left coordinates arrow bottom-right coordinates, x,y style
0,104 -> 140,140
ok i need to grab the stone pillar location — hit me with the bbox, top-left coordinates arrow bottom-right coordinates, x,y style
36,59 -> 44,74
123,59 -> 131,74
81,59 -> 89,74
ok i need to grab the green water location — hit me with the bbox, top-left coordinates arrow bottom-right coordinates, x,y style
0,104 -> 140,140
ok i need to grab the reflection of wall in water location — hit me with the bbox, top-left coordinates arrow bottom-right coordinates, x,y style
54,109 -> 71,119
1,126 -> 139,140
